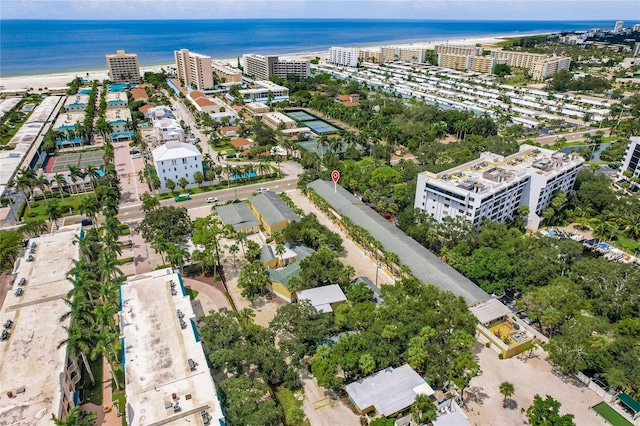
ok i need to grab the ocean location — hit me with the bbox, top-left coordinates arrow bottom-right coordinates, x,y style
0,19 -> 620,77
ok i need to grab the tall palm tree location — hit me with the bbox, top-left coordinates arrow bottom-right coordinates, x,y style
51,173 -> 67,200
275,243 -> 286,267
46,200 -> 62,227
57,320 -> 96,385
79,196 -> 100,224
90,328 -> 122,390
67,165 -> 80,195
16,169 -> 35,210
499,381 -> 515,408
97,250 -> 123,286
166,243 -> 190,274
152,235 -> 170,265
33,175 -> 50,201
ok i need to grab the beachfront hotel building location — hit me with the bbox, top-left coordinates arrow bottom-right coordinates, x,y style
435,44 -> 484,56
106,50 -> 141,84
212,60 -> 243,83
618,136 -> 640,182
398,48 -> 426,63
329,47 -> 360,68
414,145 -> 584,229
174,49 -> 214,90
242,54 -> 311,80
381,47 -> 398,62
0,226 -> 81,425
152,142 -> 203,189
490,51 -> 571,80
358,48 -> 383,64
120,268 -> 224,425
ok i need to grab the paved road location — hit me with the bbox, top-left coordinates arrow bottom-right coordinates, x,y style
523,127 -> 611,145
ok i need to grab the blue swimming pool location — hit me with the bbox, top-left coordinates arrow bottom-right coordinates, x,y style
229,172 -> 258,180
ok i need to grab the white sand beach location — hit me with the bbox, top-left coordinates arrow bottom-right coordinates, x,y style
0,34 -> 529,91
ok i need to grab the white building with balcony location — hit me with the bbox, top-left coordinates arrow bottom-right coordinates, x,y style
152,142 -> 202,189
414,145 -> 584,229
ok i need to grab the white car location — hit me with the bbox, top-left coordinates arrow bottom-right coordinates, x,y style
131,153 -> 142,159
206,197 -> 219,203
256,188 -> 269,193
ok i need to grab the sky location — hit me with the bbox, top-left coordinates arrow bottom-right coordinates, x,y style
0,0 -> 638,21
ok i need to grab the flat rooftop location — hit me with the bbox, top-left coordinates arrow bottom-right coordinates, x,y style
105,107 -> 132,123
0,225 -> 80,425
419,144 -> 584,196
54,111 -> 85,130
120,269 -> 223,426
64,94 -> 90,108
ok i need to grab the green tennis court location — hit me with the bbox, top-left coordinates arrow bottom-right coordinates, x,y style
592,402 -> 633,426
286,111 -> 316,121
45,150 -> 104,173
304,120 -> 340,134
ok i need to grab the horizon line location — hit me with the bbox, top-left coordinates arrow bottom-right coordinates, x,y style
0,18 -> 631,22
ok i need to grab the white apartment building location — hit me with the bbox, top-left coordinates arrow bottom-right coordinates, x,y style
329,47 -> 360,68
237,80 -> 289,103
614,20 -> 624,32
153,142 -> 202,189
106,50 -> 140,84
435,45 -> 484,56
174,49 -> 214,90
618,136 -> 640,181
414,145 -> 584,229
0,226 -> 81,425
149,106 -> 184,143
242,54 -> 310,80
120,269 -> 224,425
105,92 -> 128,109
212,60 -> 243,83
64,94 -> 90,113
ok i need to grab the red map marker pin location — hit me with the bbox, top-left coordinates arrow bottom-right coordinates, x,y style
331,170 -> 340,183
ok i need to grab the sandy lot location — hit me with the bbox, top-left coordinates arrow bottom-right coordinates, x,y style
465,342 -> 607,426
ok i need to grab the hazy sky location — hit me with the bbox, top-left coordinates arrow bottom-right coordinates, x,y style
1,0 -> 638,21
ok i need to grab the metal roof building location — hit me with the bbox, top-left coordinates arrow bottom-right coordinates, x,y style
215,202 -> 261,234
249,191 -> 300,234
307,180 -> 490,305
295,284 -> 347,313
345,364 -> 434,417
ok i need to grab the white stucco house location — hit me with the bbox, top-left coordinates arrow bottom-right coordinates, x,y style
152,142 -> 203,190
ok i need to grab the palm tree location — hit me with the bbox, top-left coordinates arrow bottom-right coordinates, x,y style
205,169 -> 216,184
193,171 -> 204,188
91,328 -> 122,390
141,194 -> 160,213
57,320 -> 96,385
34,174 -> 50,201
152,235 -> 170,265
500,381 -> 515,408
46,200 -> 62,227
16,170 -> 35,210
79,196 -> 101,224
51,405 -> 97,426
51,173 -> 67,200
411,394 -> 437,424
177,177 -> 189,193
166,243 -> 189,274
165,178 -> 177,194
275,242 -> 286,267
67,165 -> 80,194
97,250 -> 123,286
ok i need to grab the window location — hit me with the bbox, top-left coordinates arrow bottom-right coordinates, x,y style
444,203 -> 450,208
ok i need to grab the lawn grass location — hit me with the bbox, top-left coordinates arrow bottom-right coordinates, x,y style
186,287 -> 199,300
22,193 -> 89,222
275,386 -> 310,426
613,236 -> 640,253
591,402 -> 633,426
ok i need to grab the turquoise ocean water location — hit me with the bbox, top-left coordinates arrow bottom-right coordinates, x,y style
0,19 -> 620,77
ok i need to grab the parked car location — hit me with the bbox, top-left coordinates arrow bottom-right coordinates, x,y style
256,188 -> 269,194
26,255 -> 34,262
81,218 -> 93,226
206,197 -> 219,203
18,278 -> 26,286
129,148 -> 140,154
14,288 -> 23,297
132,153 -> 142,159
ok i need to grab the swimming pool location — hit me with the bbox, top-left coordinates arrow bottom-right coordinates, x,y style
229,172 -> 258,180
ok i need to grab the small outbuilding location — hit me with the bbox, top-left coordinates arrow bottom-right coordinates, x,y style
345,364 -> 434,418
295,284 -> 347,313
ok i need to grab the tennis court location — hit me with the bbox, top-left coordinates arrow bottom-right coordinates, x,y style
591,402 -> 633,426
304,120 -> 341,134
286,111 -> 316,121
44,150 -> 105,173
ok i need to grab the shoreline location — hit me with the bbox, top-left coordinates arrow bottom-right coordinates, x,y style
0,31 -> 552,91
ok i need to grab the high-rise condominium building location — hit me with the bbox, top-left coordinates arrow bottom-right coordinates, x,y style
242,54 -> 310,80
414,145 -> 584,230
106,50 -> 141,84
398,48 -> 426,63
435,44 -> 484,56
618,136 -> 640,181
438,54 -> 496,74
174,49 -> 214,90
490,51 -> 571,80
358,48 -> 382,64
328,47 -> 360,68
212,60 -> 243,83
614,20 -> 624,32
